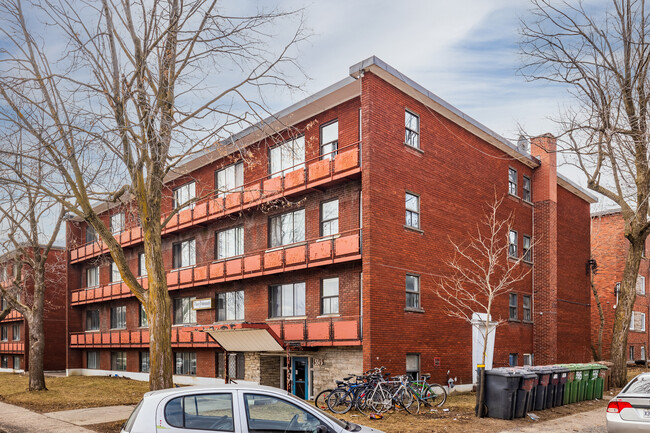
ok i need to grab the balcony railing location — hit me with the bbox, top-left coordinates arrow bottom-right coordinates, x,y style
70,228 -> 362,306
70,142 -> 362,264
69,316 -> 361,349
0,310 -> 23,322
0,342 -> 24,353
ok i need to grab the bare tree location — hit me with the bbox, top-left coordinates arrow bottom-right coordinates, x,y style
0,155 -> 66,391
0,0 -> 306,390
589,215 -> 606,361
435,196 -> 532,418
520,0 -> 650,386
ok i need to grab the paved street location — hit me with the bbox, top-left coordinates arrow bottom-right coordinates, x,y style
498,407 -> 606,433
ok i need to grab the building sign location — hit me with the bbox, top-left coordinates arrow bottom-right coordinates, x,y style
192,298 -> 214,310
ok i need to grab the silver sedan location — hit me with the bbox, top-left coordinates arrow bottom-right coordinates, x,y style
121,383 -> 384,433
607,372 -> 650,432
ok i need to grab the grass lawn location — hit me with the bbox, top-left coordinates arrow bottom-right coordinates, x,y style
0,373 -> 148,413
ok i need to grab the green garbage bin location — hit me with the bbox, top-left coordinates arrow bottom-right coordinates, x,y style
574,364 -> 591,402
584,364 -> 599,400
594,364 -> 608,399
559,365 -> 576,405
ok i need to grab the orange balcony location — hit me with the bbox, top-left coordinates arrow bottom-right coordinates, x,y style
70,229 -> 361,306
70,142 -> 362,264
69,326 -> 217,349
0,310 -> 23,322
0,342 -> 24,353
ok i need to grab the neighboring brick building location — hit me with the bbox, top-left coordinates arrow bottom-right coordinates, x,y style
65,56 -> 596,397
0,247 -> 67,372
591,209 -> 650,361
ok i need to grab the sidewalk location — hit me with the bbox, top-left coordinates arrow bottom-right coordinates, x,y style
0,401 -> 93,433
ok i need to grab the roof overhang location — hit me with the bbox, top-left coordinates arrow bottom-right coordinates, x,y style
557,174 -> 598,204
203,323 -> 284,353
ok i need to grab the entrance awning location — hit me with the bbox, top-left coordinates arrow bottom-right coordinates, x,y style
203,323 -> 284,352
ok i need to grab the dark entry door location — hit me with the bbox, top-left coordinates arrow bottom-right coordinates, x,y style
291,357 -> 308,399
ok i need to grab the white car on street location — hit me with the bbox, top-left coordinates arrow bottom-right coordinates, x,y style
121,383 -> 384,433
606,372 -> 650,432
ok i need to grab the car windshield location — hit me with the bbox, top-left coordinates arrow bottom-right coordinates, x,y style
122,399 -> 143,433
623,375 -> 650,395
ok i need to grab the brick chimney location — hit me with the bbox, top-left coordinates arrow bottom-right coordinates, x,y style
531,134 -> 558,365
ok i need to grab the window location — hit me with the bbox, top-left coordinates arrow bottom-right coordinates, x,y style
140,351 -> 150,373
12,324 -> 20,341
216,226 -> 244,259
110,212 -> 125,234
243,394 -> 324,432
1,267 -> 6,282
269,283 -> 305,317
637,275 -> 646,295
523,295 -> 531,322
174,352 -> 197,375
406,274 -> 420,309
321,277 -> 339,315
405,110 -> 420,148
217,291 -> 244,322
509,230 -> 518,258
173,297 -> 197,325
86,225 -> 97,243
508,168 -> 517,196
405,192 -> 420,229
523,353 -> 533,366
406,353 -> 420,380
13,356 -> 19,370
0,296 -> 6,310
1,355 -> 8,368
86,266 -> 99,288
523,235 -> 532,262
523,176 -> 531,202
320,200 -> 339,237
110,262 -> 121,283
216,162 -> 244,197
269,136 -> 305,178
0,326 -> 7,341
138,253 -> 147,277
111,351 -> 126,371
320,120 -> 338,159
509,353 -> 518,367
269,209 -> 305,248
139,303 -> 148,328
172,239 -> 196,269
165,393 -> 234,431
509,293 -> 518,320
86,309 -> 100,331
631,311 -> 646,332
630,346 -> 635,361
172,182 -> 196,210
110,306 -> 126,329
87,351 -> 99,369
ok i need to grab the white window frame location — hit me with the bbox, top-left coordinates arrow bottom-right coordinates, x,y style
406,274 -> 420,309
523,353 -> 533,366
110,212 -> 125,234
509,293 -> 518,320
637,275 -> 646,295
320,120 -> 339,160
217,290 -> 245,322
269,209 -> 305,248
631,311 -> 646,332
216,162 -> 244,197
509,230 -> 518,258
522,175 -> 532,202
406,353 -> 420,380
405,192 -> 420,229
321,277 -> 339,315
269,136 -> 305,178
86,266 -> 100,288
110,262 -> 122,283
173,181 -> 196,210
173,297 -> 197,325
269,282 -> 306,318
405,110 -> 420,149
216,226 -> 244,260
172,239 -> 196,269
320,200 -> 339,237
139,253 -> 147,277
508,168 -> 518,196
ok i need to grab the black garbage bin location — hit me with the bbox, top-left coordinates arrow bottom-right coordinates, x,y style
524,366 -> 552,410
552,366 -> 570,406
545,367 -> 560,409
482,368 -> 521,419
513,370 -> 537,418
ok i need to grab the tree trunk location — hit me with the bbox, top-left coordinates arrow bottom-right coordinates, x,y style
590,274 -> 605,361
143,223 -> 173,390
26,311 -> 46,391
610,239 -> 643,387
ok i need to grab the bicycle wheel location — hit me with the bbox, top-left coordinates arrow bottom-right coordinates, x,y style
395,387 -> 419,414
327,389 -> 353,414
355,389 -> 371,415
368,386 -> 391,413
424,383 -> 447,407
314,389 -> 333,411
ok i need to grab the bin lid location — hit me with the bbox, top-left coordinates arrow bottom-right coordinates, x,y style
523,366 -> 552,374
485,368 -> 524,377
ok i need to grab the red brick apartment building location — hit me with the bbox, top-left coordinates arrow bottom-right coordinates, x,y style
65,56 -> 596,398
0,247 -> 67,373
591,209 -> 650,362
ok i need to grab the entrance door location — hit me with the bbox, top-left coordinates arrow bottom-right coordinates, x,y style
291,357 -> 308,399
